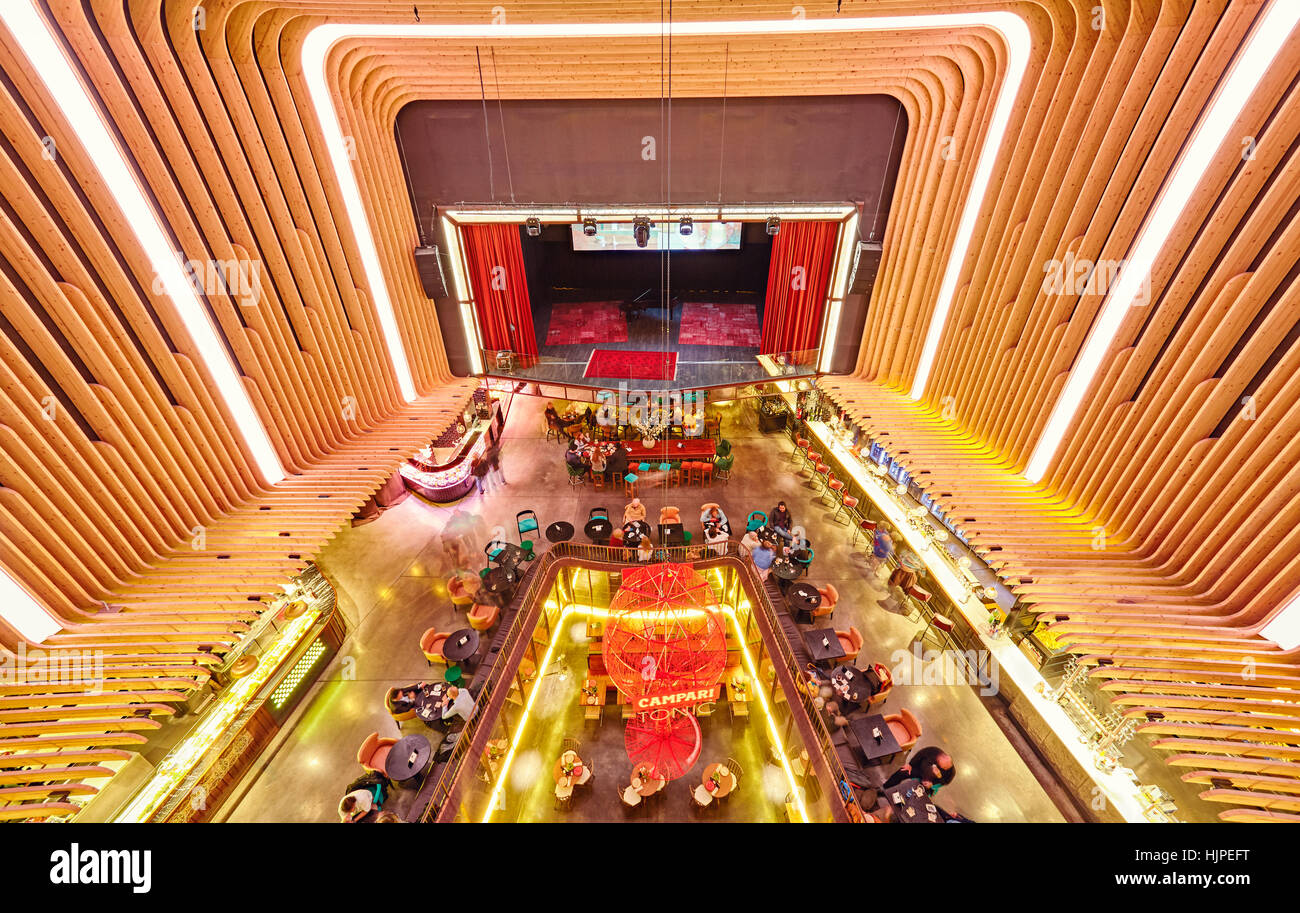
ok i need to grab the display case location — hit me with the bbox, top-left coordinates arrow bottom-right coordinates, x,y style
401,398 -> 505,502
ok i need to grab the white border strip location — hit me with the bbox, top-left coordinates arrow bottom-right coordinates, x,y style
302,13 -> 1031,397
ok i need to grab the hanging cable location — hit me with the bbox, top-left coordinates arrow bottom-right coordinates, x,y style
475,47 -> 495,201
490,48 -> 516,204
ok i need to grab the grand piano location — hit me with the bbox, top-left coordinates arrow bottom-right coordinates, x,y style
619,288 -> 682,322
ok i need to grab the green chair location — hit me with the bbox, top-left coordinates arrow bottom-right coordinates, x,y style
716,439 -> 733,458
714,454 -> 734,483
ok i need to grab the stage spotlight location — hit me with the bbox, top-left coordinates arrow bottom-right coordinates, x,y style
582,218 -> 598,237
525,217 -> 541,236
633,216 -> 651,248
766,216 -> 781,236
679,216 -> 693,236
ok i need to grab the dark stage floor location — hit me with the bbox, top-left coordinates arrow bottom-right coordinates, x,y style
507,297 -> 811,391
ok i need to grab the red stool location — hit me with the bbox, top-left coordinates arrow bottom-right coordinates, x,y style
853,517 -> 877,547
920,610 -> 953,650
803,450 -> 822,475
815,464 -> 833,497
825,477 -> 845,507
835,494 -> 859,525
700,462 -> 713,487
792,436 -> 810,464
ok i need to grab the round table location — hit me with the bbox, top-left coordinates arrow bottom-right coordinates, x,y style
584,517 -> 613,543
553,752 -> 587,783
899,551 -> 924,572
702,763 -> 737,797
831,664 -> 870,706
622,520 -> 652,547
443,628 -> 480,666
481,567 -> 516,606
631,771 -> 667,797
385,734 -> 432,783
786,581 -> 822,610
545,521 -> 575,544
770,558 -> 800,581
414,683 -> 450,725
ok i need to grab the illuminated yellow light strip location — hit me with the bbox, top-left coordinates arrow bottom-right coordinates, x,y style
0,1 -> 285,485
270,640 -> 327,709
483,592 -> 809,822
1024,0 -> 1300,482
301,15 -> 1031,395
113,607 -> 321,822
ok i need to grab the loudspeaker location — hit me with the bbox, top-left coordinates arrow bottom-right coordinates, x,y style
848,241 -> 883,297
414,245 -> 449,299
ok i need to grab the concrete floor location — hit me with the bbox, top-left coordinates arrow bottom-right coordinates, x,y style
224,392 -> 1066,823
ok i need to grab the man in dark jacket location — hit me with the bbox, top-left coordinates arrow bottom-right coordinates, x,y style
883,746 -> 955,795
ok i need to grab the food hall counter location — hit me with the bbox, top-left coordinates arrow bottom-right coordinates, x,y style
400,400 -> 504,502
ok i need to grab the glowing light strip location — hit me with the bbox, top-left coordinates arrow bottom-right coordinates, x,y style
114,607 -> 321,822
1025,0 -> 1299,482
1261,590 -> 1300,652
0,566 -> 59,643
820,213 -> 861,373
302,14 -> 1030,392
484,594 -> 809,822
0,2 -> 285,485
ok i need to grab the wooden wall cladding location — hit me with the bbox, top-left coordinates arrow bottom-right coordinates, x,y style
0,0 -> 1291,819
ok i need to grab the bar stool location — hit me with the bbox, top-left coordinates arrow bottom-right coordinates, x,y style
684,461 -> 701,485
666,461 -> 682,487
700,462 -> 713,487
624,472 -> 639,498
833,492 -> 858,525
802,450 -> 822,476
920,608 -> 955,652
851,517 -> 877,548
658,462 -> 671,486
638,462 -> 653,476
592,470 -> 605,491
814,463 -> 833,497
791,435 -> 810,464
824,475 -> 844,507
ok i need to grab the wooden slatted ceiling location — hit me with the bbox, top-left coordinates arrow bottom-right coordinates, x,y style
0,0 -> 1289,819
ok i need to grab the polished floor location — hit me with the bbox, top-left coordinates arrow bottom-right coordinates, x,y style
223,393 -> 1067,823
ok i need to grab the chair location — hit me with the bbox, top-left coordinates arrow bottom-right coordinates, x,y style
867,676 -> 893,712
713,453 -> 734,483
700,462 -> 713,487
834,493 -> 859,525
802,450 -> 822,475
723,757 -> 744,783
818,584 -> 839,612
920,610 -> 955,651
468,602 -> 499,631
835,626 -> 863,664
884,709 -> 922,752
619,786 -> 643,813
590,507 -> 610,520
561,737 -> 582,755
385,688 -> 416,724
357,732 -> 396,773
567,463 -> 587,485
420,628 -> 450,666
791,435 -> 810,464
716,438 -> 733,458
448,574 -> 477,610
624,472 -> 638,497
825,476 -> 845,507
659,506 -> 681,526
666,461 -> 683,487
591,469 -> 605,490
692,784 -> 715,809
746,510 -> 767,532
851,517 -> 877,547
516,510 -> 539,545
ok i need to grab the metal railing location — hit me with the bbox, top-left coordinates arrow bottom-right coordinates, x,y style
418,542 -> 855,822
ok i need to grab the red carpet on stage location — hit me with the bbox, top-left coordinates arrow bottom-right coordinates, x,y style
545,301 -> 627,346
678,302 -> 761,347
584,349 -> 678,380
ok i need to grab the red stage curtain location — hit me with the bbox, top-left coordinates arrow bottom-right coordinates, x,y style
461,224 -> 538,357
759,220 -> 839,359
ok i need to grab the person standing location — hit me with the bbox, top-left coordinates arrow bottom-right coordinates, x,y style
470,455 -> 489,495
484,442 -> 507,489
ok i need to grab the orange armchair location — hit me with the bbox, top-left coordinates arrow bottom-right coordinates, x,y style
468,602 -> 500,632
659,506 -> 681,525
358,732 -> 396,773
884,709 -> 922,752
421,628 -> 450,666
818,584 -> 839,610
449,574 -> 478,609
835,626 -> 863,664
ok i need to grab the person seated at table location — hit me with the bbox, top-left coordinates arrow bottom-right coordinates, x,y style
883,746 -> 955,795
623,498 -> 647,525
439,685 -> 478,725
637,537 -> 656,562
608,445 -> 629,479
565,441 -> 586,471
338,771 -> 388,823
386,683 -> 428,715
339,789 -> 373,823
704,523 -> 729,556
545,404 -> 565,435
739,528 -> 761,556
700,505 -> 731,536
750,537 -> 776,580
768,501 -> 794,541
374,811 -> 404,823
589,448 -> 607,476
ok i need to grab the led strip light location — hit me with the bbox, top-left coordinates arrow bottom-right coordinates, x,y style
1025,0 -> 1300,482
302,13 -> 1031,393
0,566 -> 58,644
0,1 -> 285,486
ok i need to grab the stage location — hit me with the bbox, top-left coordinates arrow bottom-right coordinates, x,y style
493,296 -> 813,391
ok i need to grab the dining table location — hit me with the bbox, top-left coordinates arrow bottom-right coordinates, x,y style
702,762 -> 737,797
784,581 -> 823,623
413,682 -> 450,725
830,664 -> 871,707
385,734 -> 433,784
545,521 -> 575,544
803,628 -> 847,665
848,713 -> 902,764
886,777 -> 944,824
584,516 -> 614,544
442,628 -> 480,669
